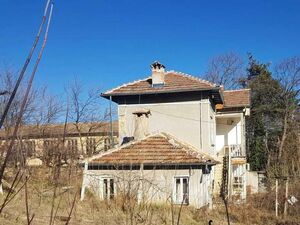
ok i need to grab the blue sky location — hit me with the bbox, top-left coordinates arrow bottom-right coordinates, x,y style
0,0 -> 300,99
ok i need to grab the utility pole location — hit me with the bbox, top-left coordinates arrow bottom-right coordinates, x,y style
275,179 -> 278,217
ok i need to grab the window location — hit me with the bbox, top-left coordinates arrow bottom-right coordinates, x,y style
24,140 -> 36,157
174,177 -> 189,204
43,140 -> 57,156
67,139 -> 78,154
103,178 -> 115,199
232,165 -> 244,195
104,138 -> 111,150
86,138 -> 96,156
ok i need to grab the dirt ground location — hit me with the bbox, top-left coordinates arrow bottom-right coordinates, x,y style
0,167 -> 299,225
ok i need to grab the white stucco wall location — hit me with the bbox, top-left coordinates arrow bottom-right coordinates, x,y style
118,100 -> 216,155
215,115 -> 243,154
81,167 -> 213,209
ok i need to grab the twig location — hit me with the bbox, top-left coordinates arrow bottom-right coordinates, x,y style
65,192 -> 77,225
0,169 -> 24,213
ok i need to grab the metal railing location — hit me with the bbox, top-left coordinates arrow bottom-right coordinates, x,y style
224,144 -> 245,157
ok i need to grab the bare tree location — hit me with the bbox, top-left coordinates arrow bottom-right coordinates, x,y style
33,88 -> 63,126
274,56 -> 300,161
0,69 -> 38,129
67,77 -> 107,157
203,52 -> 245,89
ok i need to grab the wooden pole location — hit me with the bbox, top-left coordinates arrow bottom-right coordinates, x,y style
284,177 -> 289,218
275,179 -> 278,217
0,0 -> 51,130
0,2 -> 54,186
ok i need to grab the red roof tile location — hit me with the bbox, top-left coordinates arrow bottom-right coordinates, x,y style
90,133 -> 217,165
102,71 -> 217,96
223,89 -> 250,108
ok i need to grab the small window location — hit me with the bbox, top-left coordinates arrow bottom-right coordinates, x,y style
24,140 -> 36,157
43,140 -> 57,156
86,138 -> 96,156
67,139 -> 78,154
103,178 -> 115,200
174,177 -> 189,204
104,138 -> 111,150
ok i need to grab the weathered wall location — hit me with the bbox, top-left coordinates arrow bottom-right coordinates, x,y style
246,171 -> 259,194
81,167 -> 213,209
18,135 -> 118,158
118,100 -> 216,155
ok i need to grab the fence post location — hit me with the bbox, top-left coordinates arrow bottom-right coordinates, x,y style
284,177 -> 289,218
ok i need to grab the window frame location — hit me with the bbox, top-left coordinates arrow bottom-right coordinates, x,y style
102,177 -> 116,200
86,138 -> 97,155
173,176 -> 190,205
232,164 -> 244,194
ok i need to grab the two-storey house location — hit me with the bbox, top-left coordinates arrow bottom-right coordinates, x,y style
81,62 -> 250,208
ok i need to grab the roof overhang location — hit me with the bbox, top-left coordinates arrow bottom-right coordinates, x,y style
101,87 -> 223,104
86,161 -> 217,168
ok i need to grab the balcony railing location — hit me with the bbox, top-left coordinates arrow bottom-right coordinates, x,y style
224,144 -> 245,157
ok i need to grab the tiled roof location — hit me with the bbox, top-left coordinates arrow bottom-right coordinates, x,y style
89,133 -> 218,165
102,71 -> 217,96
223,89 -> 250,108
0,121 -> 118,139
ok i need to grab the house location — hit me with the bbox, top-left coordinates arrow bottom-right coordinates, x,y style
0,121 -> 118,165
81,61 -> 250,208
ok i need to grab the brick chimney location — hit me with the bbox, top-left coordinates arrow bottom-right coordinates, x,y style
151,61 -> 165,88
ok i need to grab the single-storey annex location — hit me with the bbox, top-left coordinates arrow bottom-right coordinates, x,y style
81,132 -> 218,208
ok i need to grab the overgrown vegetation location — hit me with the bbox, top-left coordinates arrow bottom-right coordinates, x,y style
0,167 -> 299,225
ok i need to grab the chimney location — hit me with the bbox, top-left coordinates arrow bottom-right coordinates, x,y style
133,109 -> 151,140
151,61 -> 165,88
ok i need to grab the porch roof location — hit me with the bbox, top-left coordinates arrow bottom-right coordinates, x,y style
222,89 -> 250,108
89,133 -> 218,166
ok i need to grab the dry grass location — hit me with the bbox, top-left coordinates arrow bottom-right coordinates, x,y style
0,167 -> 299,225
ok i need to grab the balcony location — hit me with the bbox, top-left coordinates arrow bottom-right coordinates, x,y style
224,144 -> 245,158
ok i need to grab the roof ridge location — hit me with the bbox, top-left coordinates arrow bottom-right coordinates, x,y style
224,88 -> 250,92
104,76 -> 151,94
167,70 -> 217,87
